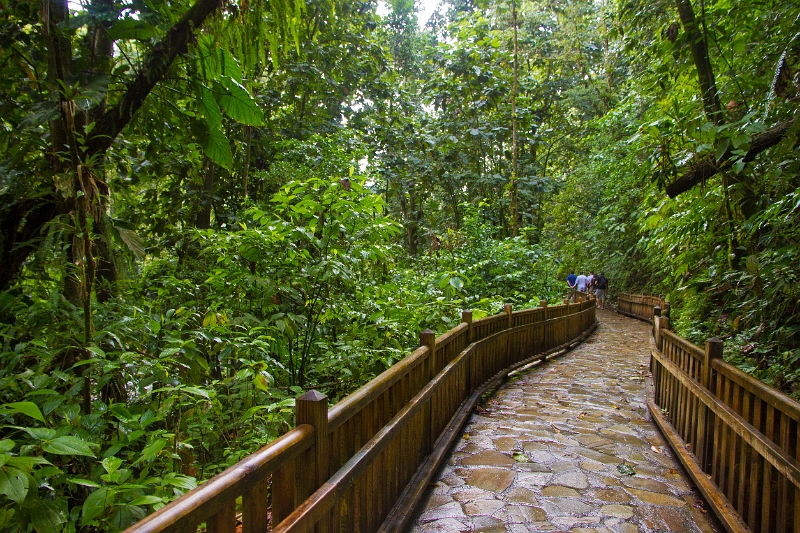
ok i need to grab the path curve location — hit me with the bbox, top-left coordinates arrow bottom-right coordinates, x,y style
407,310 -> 722,533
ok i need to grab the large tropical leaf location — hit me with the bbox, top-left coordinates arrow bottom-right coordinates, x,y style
191,121 -> 234,169
215,77 -> 264,126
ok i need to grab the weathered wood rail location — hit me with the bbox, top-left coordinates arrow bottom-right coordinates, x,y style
618,292 -> 669,322
650,308 -> 800,533
124,299 -> 596,533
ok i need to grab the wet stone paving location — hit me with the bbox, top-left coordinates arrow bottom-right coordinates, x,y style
407,310 -> 722,533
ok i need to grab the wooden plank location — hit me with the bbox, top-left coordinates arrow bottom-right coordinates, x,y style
795,431 -> 800,533
736,391 -> 751,515
242,477 -> 269,533
747,398 -> 763,531
776,414 -> 790,533
206,501 -> 235,533
761,403 -> 775,533
272,458 -> 296,525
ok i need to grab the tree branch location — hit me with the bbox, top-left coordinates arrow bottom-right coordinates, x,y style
86,0 -> 223,157
665,117 -> 798,198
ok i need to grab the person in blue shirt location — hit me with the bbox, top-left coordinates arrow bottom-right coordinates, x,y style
567,271 -> 577,301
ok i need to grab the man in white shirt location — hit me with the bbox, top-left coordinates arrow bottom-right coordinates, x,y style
576,272 -> 588,293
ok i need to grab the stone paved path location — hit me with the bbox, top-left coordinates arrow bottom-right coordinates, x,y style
407,310 -> 722,533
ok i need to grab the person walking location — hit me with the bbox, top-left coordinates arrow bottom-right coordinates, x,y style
567,271 -> 577,302
576,271 -> 588,293
595,271 -> 608,309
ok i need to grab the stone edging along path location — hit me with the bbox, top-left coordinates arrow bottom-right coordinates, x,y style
406,310 -> 722,533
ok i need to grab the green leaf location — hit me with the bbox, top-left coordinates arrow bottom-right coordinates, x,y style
18,101 -> 60,131
116,226 -> 146,260
68,477 -> 101,488
24,427 -> 56,441
1,401 -> 45,423
28,499 -> 64,533
128,495 -> 163,506
0,508 -> 15,529
6,456 -> 50,468
86,345 -> 106,358
102,456 -> 123,475
190,121 -> 233,170
164,474 -> 197,491
108,18 -> 158,40
198,86 -> 223,129
182,386 -> 210,398
81,487 -> 110,525
745,255 -> 759,275
0,466 -> 29,502
0,440 -> 14,453
253,371 -> 272,393
218,48 -> 243,84
617,463 -> 636,476
714,137 -> 730,163
216,77 -> 264,126
42,436 -> 97,457
139,438 -> 167,463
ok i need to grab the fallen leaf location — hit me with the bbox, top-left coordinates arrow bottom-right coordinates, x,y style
463,434 -> 470,440
650,445 -> 662,454
577,412 -> 587,419
549,422 -> 561,434
617,464 -> 636,476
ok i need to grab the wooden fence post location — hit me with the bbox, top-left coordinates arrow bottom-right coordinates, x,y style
504,303 -> 513,329
296,390 -> 330,533
462,310 -> 473,344
653,306 -> 662,347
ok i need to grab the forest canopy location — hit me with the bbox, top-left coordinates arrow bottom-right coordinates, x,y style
0,0 -> 798,530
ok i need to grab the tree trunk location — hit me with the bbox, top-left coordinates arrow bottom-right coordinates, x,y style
675,0 -> 723,124
408,186 -> 419,256
509,0 -> 520,236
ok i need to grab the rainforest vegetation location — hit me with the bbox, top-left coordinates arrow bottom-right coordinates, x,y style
0,0 -> 798,530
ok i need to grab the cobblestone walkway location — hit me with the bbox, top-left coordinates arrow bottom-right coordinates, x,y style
407,310 -> 721,533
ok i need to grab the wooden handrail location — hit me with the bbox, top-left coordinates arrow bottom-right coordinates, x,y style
123,299 -> 596,533
618,292 -> 668,322
647,301 -> 800,533
124,425 -> 315,533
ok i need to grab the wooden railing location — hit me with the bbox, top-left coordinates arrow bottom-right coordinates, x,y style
618,292 -> 668,321
124,299 -> 596,533
650,309 -> 800,533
